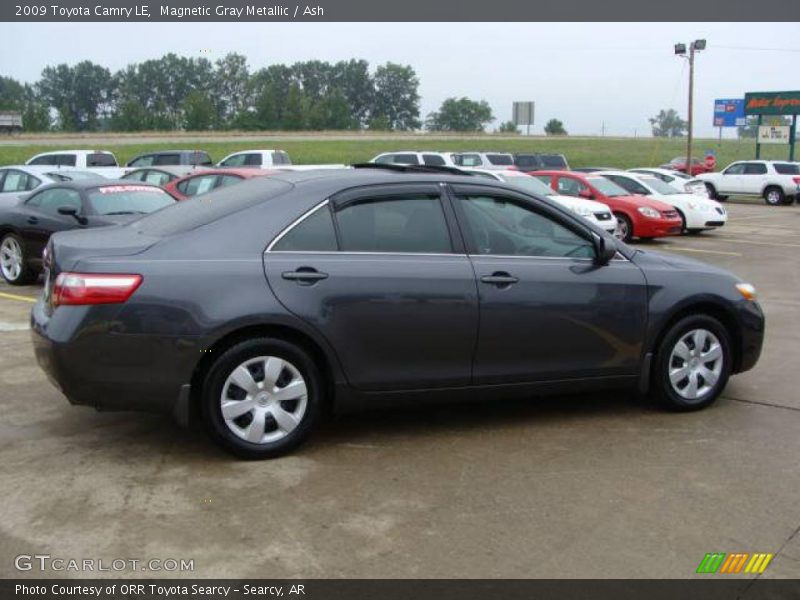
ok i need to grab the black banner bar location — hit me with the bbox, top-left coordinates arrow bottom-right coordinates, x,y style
3,579 -> 800,600
3,0 -> 800,22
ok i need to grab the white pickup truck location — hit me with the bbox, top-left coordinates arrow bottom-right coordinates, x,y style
217,149 -> 292,168
697,160 -> 800,206
25,150 -> 129,179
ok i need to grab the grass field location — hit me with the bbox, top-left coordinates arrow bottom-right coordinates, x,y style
0,134 -> 793,169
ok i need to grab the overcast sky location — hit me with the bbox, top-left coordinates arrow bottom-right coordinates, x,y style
1,22 -> 797,137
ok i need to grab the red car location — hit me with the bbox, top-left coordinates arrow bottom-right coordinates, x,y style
659,156 -> 714,176
164,168 -> 277,201
532,171 -> 683,242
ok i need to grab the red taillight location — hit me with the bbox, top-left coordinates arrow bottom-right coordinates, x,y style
52,273 -> 142,307
793,177 -> 800,185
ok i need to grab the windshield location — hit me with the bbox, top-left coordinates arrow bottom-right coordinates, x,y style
87,185 -> 175,215
498,173 -> 557,196
641,176 -> 679,195
587,177 -> 628,197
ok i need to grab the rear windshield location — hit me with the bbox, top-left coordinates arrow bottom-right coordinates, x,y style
87,185 -> 174,215
513,155 -> 540,168
486,154 -> 513,166
87,153 -> 117,167
192,152 -> 213,166
131,178 -> 292,236
774,163 -> 800,175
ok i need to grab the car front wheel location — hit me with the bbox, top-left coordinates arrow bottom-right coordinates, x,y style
651,315 -> 731,411
0,233 -> 36,285
201,338 -> 323,459
614,212 -> 633,243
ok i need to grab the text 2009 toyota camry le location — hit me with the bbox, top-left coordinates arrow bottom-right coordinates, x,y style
31,167 -> 764,459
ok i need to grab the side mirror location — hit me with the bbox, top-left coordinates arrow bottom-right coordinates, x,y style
578,188 -> 594,199
594,235 -> 617,265
58,205 -> 88,225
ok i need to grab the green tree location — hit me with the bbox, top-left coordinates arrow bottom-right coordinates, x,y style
38,61 -> 113,131
283,84 -> 308,130
371,63 -> 421,130
182,90 -> 215,130
213,53 -> 250,127
544,118 -> 567,136
426,97 -> 494,132
330,59 -> 374,127
649,109 -> 687,138
496,120 -> 519,134
308,89 -> 358,130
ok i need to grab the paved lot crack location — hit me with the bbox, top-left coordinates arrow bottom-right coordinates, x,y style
726,396 -> 800,413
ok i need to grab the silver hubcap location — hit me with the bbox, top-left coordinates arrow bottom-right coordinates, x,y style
220,356 -> 308,444
0,237 -> 23,281
668,329 -> 723,401
767,190 -> 780,204
615,217 -> 628,240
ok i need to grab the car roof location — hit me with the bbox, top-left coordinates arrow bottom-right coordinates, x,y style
30,150 -> 113,156
133,150 -> 208,155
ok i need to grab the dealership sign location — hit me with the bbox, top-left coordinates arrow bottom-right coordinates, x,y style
745,91 -> 800,115
713,99 -> 745,127
512,101 -> 535,126
757,125 -> 791,145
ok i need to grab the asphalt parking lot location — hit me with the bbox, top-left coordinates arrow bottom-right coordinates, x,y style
0,200 -> 798,580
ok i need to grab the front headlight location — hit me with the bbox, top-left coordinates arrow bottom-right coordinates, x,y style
571,206 -> 592,217
736,283 -> 757,301
637,206 -> 660,218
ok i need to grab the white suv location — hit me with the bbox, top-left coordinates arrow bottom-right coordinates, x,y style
371,151 -> 457,167
697,160 -> 800,206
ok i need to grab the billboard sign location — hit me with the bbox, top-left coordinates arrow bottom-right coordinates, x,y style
512,101 -> 535,126
757,125 -> 791,145
713,99 -> 745,127
745,91 -> 800,116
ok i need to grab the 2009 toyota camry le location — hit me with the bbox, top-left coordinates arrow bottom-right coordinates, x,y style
31,166 -> 765,459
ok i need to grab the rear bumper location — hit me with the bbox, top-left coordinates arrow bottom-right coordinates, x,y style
31,300 -> 201,415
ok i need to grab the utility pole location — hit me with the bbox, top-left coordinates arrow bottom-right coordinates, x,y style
675,39 -> 705,175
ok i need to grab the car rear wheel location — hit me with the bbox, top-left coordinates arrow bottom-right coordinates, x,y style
614,212 -> 633,243
0,233 -> 36,285
651,315 -> 731,411
763,186 -> 785,206
201,338 -> 323,459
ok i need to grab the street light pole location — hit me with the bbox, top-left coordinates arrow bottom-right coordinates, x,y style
675,39 -> 705,175
686,43 -> 695,177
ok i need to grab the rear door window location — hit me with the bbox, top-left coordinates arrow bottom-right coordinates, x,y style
87,153 -> 116,167
129,155 -> 154,167
486,154 -> 513,166
422,154 -> 446,166
605,175 -> 650,195
271,151 -> 291,166
178,174 -> 219,196
271,204 -> 338,252
335,194 -> 452,254
143,170 -> 173,186
743,163 -> 768,175
153,154 -> 181,166
1,170 -> 39,192
454,154 -> 482,167
216,175 -> 245,189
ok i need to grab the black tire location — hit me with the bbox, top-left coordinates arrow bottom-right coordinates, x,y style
676,208 -> 687,233
686,229 -> 705,235
201,337 -> 323,459
650,315 -> 732,411
0,233 -> 36,285
781,195 -> 795,206
614,212 -> 634,243
763,186 -> 785,206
